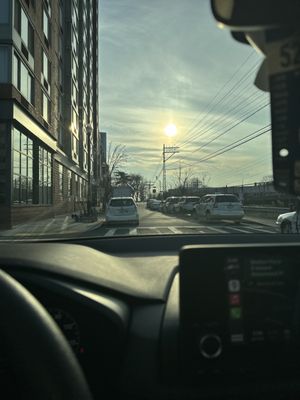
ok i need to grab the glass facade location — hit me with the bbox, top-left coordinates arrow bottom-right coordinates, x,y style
39,147 -> 52,204
12,128 -> 53,205
12,128 -> 33,204
58,163 -> 64,199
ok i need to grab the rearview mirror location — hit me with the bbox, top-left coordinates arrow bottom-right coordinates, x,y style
211,0 -> 300,30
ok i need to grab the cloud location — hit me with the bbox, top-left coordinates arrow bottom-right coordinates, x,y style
99,0 -> 271,186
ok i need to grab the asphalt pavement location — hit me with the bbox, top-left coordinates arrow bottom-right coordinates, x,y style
86,203 -> 278,238
0,203 -> 278,239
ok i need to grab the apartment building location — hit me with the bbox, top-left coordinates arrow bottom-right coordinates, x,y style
0,0 -> 99,229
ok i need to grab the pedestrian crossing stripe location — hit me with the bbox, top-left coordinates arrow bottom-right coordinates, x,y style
102,224 -> 277,237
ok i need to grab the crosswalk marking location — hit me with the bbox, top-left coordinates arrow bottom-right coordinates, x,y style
167,227 -> 183,234
204,226 -> 228,234
101,223 -> 277,237
226,226 -> 253,234
104,229 -> 116,237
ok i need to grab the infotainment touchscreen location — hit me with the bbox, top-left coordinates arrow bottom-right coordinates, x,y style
225,255 -> 299,346
179,244 -> 300,382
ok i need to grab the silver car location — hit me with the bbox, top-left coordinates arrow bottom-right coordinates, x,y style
194,194 -> 244,223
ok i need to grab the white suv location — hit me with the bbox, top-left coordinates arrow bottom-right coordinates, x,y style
194,194 -> 244,223
105,197 -> 139,225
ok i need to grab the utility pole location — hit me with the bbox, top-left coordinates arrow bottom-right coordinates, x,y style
163,144 -> 166,194
162,144 -> 179,197
179,160 -> 182,186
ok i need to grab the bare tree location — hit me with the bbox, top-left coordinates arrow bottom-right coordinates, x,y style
173,167 -> 195,195
102,143 -> 128,207
261,175 -> 273,183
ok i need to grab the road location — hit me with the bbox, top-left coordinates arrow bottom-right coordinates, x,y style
89,203 -> 277,237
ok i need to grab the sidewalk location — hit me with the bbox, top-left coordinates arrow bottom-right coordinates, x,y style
0,214 -> 105,238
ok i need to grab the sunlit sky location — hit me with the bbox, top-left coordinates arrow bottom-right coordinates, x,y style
99,0 -> 272,188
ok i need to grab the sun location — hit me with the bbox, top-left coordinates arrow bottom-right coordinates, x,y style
164,124 -> 177,137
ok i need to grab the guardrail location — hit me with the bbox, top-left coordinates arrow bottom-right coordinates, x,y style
243,206 -> 290,219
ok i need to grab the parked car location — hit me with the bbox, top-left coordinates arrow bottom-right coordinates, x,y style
276,211 -> 300,233
194,194 -> 244,223
173,197 -> 185,213
160,200 -> 167,212
165,197 -> 181,213
148,199 -> 161,211
175,196 -> 200,213
105,197 -> 139,225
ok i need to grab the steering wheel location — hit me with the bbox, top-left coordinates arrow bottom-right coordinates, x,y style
0,270 -> 93,400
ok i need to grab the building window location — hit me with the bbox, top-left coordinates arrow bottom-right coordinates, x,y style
74,174 -> 79,199
0,0 -> 10,24
0,47 -> 9,83
58,163 -> 64,198
39,147 -> 52,204
13,53 -> 34,104
72,135 -> 79,160
21,8 -> 28,46
71,107 -> 78,133
43,50 -> 49,81
12,128 -> 33,204
67,170 -> 72,197
43,8 -> 50,44
42,91 -> 50,123
14,2 -> 34,57
72,80 -> 78,106
42,49 -> 50,92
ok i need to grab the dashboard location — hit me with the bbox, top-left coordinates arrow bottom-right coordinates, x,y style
1,234 -> 300,399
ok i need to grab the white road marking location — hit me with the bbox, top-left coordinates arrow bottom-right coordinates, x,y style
227,226 -> 253,234
243,225 -> 276,234
167,227 -> 183,234
42,219 -> 56,233
205,226 -> 228,233
104,229 -> 116,237
60,216 -> 69,232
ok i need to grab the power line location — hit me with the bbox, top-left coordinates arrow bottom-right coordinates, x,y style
189,102 -> 270,155
178,91 -> 267,152
179,59 -> 261,146
180,126 -> 271,168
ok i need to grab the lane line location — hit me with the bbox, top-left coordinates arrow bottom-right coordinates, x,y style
226,226 -> 252,233
167,227 -> 183,234
204,226 -> 228,233
243,225 -> 276,234
60,216 -> 69,232
104,229 -> 116,237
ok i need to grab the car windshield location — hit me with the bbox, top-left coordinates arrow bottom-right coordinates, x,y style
109,199 -> 135,207
0,0 -> 298,239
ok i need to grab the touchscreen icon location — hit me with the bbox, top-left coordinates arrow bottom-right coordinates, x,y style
228,279 -> 240,293
229,294 -> 240,306
230,307 -> 242,320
